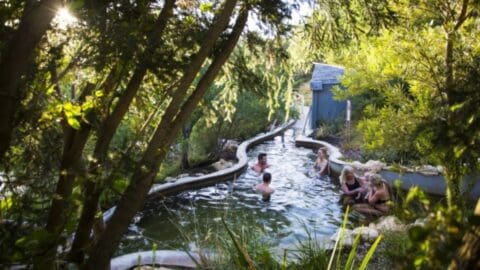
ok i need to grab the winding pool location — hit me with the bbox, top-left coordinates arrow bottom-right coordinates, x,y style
118,129 -> 350,255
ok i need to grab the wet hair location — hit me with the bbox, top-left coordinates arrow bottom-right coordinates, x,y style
370,174 -> 391,196
339,165 -> 354,184
258,153 -> 267,161
318,147 -> 328,158
370,174 -> 385,187
263,172 -> 272,183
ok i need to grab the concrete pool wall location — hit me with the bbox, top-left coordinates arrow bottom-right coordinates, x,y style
294,134 -> 480,200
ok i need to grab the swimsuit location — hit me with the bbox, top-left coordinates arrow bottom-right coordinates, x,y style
375,199 -> 389,204
346,178 -> 361,191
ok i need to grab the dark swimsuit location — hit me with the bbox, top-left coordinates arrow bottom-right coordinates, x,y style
345,178 -> 362,203
376,199 -> 388,204
346,178 -> 361,191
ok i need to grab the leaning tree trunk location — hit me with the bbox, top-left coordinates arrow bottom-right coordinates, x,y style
33,61 -> 121,269
73,0 -> 237,265
84,5 -> 247,269
67,1 -> 176,264
0,0 -> 60,160
33,83 -> 96,269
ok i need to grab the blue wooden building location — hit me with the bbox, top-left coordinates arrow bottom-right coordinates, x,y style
310,63 -> 346,129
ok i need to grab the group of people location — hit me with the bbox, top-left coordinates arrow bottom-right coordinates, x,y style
252,153 -> 274,201
339,166 -> 391,216
251,148 -> 392,216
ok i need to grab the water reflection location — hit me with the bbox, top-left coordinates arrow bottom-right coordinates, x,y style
118,130 -> 346,255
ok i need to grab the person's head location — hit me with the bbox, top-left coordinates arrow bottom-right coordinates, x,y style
364,171 -> 375,182
263,172 -> 272,184
258,153 -> 267,164
370,174 -> 385,190
339,165 -> 355,184
317,147 -> 328,159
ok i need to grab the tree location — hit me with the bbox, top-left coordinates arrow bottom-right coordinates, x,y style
0,0 -> 64,160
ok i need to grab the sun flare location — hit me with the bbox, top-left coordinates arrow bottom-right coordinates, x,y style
54,8 -> 78,29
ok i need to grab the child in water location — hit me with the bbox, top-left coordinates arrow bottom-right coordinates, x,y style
313,147 -> 330,176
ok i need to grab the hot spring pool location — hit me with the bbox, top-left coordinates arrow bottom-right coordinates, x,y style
118,129 -> 351,255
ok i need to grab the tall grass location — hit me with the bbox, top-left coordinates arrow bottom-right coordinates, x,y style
177,205 -> 382,270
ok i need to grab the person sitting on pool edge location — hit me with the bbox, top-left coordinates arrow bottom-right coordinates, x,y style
252,152 -> 270,173
339,165 -> 368,205
255,172 -> 274,201
352,174 -> 391,216
313,147 -> 330,176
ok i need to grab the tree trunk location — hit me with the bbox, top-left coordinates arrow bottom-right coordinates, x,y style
33,83 -> 95,269
0,0 -> 60,160
68,1 -> 176,264
35,65 -> 119,268
84,4 -> 246,269
181,126 -> 191,169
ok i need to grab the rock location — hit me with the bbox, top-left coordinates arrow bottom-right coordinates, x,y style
406,217 -> 428,229
212,159 -> 233,171
218,139 -> 239,160
351,160 -> 385,173
178,173 -> 189,178
164,176 -> 175,183
376,216 -> 405,232
223,139 -> 239,150
330,228 -> 354,248
415,165 -> 441,176
352,226 -> 379,243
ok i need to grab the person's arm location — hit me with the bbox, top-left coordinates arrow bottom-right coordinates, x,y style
367,189 -> 384,204
341,183 -> 359,195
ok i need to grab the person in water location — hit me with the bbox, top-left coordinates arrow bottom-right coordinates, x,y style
252,153 -> 270,173
255,172 -> 274,201
313,147 -> 330,176
339,165 -> 368,205
352,174 -> 391,216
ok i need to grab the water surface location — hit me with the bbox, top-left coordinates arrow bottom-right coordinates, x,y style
118,129 -> 348,255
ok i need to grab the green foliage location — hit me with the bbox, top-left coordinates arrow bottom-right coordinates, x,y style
315,120 -> 342,139
404,205 -> 466,269
373,231 -> 409,269
182,206 -> 381,270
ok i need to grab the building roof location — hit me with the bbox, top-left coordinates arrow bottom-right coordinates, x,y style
310,63 -> 344,91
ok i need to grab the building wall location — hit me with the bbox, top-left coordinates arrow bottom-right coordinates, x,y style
311,83 -> 346,129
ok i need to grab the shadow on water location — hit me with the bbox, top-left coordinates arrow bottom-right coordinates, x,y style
117,129 -> 359,256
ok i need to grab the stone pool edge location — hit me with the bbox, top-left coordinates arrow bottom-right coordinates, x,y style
294,135 -> 480,200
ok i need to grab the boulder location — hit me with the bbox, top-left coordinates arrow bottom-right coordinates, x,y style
352,226 -> 379,243
414,165 -> 441,176
330,228 -> 354,248
375,215 -> 406,232
212,159 -> 233,171
351,160 -> 385,173
164,177 -> 176,183
218,139 -> 239,160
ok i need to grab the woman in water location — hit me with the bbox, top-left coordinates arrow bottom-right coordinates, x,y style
352,174 -> 391,216
313,147 -> 330,176
339,165 -> 367,205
